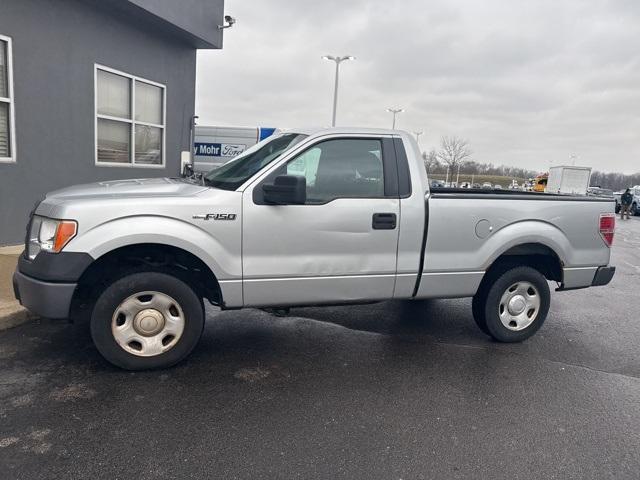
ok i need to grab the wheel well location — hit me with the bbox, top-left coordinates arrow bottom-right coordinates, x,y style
71,244 -> 222,320
483,243 -> 563,285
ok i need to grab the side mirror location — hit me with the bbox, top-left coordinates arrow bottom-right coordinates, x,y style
263,175 -> 306,205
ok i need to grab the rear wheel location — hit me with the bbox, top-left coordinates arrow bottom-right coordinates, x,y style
472,266 -> 550,342
90,272 -> 204,370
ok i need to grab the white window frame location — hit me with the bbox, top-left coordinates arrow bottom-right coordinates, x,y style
0,34 -> 16,163
94,64 -> 166,168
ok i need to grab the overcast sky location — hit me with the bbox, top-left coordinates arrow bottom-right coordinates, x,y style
196,0 -> 640,174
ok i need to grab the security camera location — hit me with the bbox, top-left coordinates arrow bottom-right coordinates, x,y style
218,15 -> 236,29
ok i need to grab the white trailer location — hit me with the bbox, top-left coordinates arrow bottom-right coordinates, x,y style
192,126 -> 277,172
546,166 -> 592,195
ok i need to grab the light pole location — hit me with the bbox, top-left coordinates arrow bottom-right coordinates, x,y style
413,131 -> 423,144
322,55 -> 355,127
386,108 -> 404,129
570,153 -> 579,166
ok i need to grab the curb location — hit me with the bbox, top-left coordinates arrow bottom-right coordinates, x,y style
0,244 -> 28,331
0,245 -> 24,255
0,301 -> 36,331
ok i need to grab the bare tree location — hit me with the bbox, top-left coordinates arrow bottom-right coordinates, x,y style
437,136 -> 472,170
422,149 -> 439,173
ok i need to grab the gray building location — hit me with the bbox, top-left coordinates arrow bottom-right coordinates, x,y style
0,0 -> 226,245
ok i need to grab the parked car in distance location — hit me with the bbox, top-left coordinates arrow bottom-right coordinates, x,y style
472,183 -> 481,189
13,127 -> 617,370
586,187 -> 613,199
431,180 -> 445,188
460,182 -> 471,189
494,184 -> 503,190
482,182 -> 493,189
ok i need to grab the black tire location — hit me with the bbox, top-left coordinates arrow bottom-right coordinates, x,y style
473,266 -> 550,342
632,203 -> 638,216
90,272 -> 204,370
615,203 -> 621,214
471,286 -> 490,335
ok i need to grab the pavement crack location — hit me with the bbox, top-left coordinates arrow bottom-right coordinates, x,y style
431,337 -> 640,381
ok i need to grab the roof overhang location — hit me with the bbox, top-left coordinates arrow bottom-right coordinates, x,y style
94,0 -> 225,49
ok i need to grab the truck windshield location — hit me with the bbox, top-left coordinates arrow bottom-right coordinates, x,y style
204,133 -> 307,190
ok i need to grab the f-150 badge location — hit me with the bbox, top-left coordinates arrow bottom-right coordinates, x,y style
192,213 -> 237,221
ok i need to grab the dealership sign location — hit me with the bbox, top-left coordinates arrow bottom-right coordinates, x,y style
194,143 -> 246,157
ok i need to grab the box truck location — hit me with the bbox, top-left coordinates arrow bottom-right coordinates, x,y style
192,126 -> 277,172
546,166 -> 592,195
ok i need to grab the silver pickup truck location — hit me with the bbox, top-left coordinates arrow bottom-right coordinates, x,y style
13,128 -> 616,370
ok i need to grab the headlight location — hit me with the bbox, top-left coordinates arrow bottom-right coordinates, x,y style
27,216 -> 78,260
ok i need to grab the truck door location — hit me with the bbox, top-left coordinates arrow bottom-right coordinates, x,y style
241,136 -> 401,307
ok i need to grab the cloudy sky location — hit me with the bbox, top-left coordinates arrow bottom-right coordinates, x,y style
196,0 -> 640,174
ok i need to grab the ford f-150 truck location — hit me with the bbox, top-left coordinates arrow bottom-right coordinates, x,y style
13,128 -> 616,370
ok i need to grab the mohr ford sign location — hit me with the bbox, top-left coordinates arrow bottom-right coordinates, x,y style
194,142 -> 246,157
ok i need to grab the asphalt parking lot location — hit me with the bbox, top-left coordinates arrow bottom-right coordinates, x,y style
1,219 -> 639,479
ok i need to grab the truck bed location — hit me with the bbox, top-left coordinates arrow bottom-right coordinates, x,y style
413,187 -> 615,299
430,188 -> 614,202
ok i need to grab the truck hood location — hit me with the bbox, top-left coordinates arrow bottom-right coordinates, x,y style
44,178 -> 209,202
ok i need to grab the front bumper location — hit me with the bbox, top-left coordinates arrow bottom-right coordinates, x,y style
12,251 -> 92,320
13,271 -> 77,319
591,266 -> 616,287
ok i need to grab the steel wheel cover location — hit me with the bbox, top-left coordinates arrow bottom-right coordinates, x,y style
111,291 -> 185,357
498,281 -> 541,331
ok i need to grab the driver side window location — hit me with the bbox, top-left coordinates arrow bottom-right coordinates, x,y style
285,138 -> 384,204
287,147 -> 321,187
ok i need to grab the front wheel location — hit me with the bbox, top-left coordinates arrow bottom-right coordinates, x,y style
472,266 -> 550,342
90,272 -> 205,370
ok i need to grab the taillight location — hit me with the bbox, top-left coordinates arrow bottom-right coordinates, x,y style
599,213 -> 615,247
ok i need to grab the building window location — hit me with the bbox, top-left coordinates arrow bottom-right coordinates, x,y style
95,65 -> 165,167
0,34 -> 16,163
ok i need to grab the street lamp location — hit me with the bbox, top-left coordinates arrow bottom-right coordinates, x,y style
413,131 -> 423,144
570,153 -> 579,166
386,108 -> 404,129
322,55 -> 355,127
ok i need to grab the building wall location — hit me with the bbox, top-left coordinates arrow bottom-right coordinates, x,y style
0,0 -> 198,245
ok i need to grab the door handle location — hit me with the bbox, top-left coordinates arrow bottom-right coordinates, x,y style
372,213 -> 397,230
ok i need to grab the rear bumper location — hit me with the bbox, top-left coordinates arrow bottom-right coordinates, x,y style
557,265 -> 615,291
591,266 -> 616,287
13,271 -> 76,319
